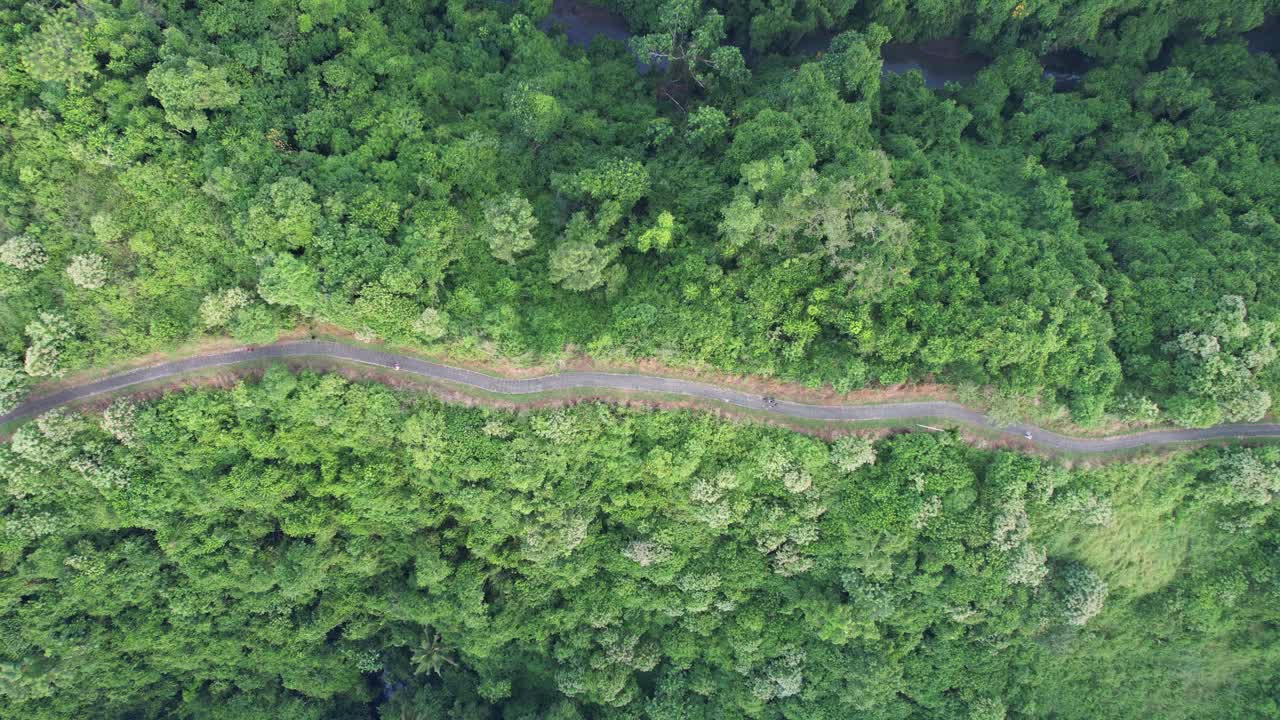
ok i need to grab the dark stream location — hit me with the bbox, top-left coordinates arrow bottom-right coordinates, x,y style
794,33 -> 1087,90
537,0 -> 1086,89
1244,14 -> 1280,55
539,0 -> 631,47
538,0 -> 1278,91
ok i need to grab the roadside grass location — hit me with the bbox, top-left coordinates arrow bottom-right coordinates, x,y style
20,327 -> 1275,441
1031,619 -> 1272,720
22,327 -> 957,407
1042,457 -> 1201,597
0,360 -> 280,437
1026,453 -> 1265,720
8,351 -> 1280,459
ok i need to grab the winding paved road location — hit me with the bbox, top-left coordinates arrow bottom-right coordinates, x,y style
3,340 -> 1279,453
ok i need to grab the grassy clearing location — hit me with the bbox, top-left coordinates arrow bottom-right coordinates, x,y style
1043,458 -> 1200,597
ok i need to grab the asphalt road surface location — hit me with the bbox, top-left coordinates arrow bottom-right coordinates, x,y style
3,340 -> 1279,453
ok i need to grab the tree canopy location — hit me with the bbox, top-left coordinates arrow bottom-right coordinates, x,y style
2,3 -> 1280,713
1,0 -> 1277,428
2,369 -> 1278,718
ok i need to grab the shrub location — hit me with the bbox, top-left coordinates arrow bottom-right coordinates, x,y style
1007,543 -> 1049,587
65,253 -> 110,289
1214,450 -> 1280,507
24,312 -> 74,377
413,308 -> 450,341
198,288 -> 253,328
1062,565 -> 1108,626
831,436 -> 876,473
102,400 -> 139,447
482,194 -> 538,263
622,540 -> 672,567
0,235 -> 47,270
0,356 -> 28,414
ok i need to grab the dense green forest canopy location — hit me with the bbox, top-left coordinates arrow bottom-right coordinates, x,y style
5,3 -> 1280,718
2,0 -> 1280,430
2,368 -> 1279,718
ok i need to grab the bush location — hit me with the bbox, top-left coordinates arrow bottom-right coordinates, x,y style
24,312 -> 74,377
831,436 -> 876,473
0,356 -> 28,414
1062,564 -> 1108,626
1006,543 -> 1048,587
65,253 -> 110,289
1214,450 -> 1280,507
413,308 -> 450,341
198,288 -> 253,329
0,235 -> 47,271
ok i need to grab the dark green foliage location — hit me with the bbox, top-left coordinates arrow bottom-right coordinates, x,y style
2,0 -> 1278,427
0,0 -> 1274,422
0,2 -> 1276,716
2,370 -> 1279,718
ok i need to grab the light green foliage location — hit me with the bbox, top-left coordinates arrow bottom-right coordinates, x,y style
21,9 -> 97,88
1061,564 -> 1108,626
21,343 -> 61,379
482,194 -> 538,263
89,214 -> 125,245
64,253 -> 110,290
970,697 -> 1007,720
1164,296 -> 1276,426
629,0 -> 749,91
507,82 -> 565,143
198,288 -> 253,329
101,399 -> 139,448
567,158 -> 651,214
352,283 -> 421,341
1006,543 -> 1049,587
1,372 -> 1276,718
10,409 -> 84,467
1058,489 -> 1116,527
146,58 -> 241,132
550,218 -> 617,292
413,308 -> 450,341
1213,449 -> 1280,508
257,254 -> 322,313
830,435 -> 876,472
23,312 -> 74,377
0,236 -> 47,271
0,356 -> 28,415
685,105 -> 728,147
633,211 -> 675,252
1111,394 -> 1161,424
228,304 -> 282,344
241,178 -> 323,251
199,287 -> 277,342
823,27 -> 892,101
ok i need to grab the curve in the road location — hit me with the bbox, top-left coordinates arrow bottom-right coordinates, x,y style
2,340 -> 1279,453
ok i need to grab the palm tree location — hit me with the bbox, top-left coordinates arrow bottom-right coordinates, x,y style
411,630 -> 459,677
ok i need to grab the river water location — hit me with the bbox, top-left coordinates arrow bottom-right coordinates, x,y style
538,0 -> 1084,89
540,0 -> 630,47
1244,14 -> 1280,55
539,0 -> 1276,91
